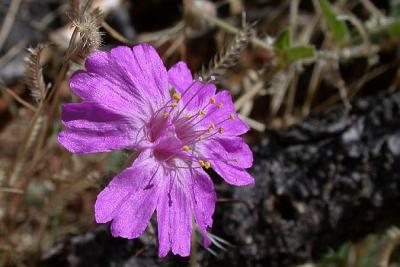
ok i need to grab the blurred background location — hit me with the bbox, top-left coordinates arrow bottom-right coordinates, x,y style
1,0 -> 400,266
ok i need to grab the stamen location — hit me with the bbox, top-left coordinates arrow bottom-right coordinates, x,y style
173,81 -> 208,120
218,103 -> 223,108
183,98 -> 220,129
163,111 -> 169,118
144,165 -> 161,188
204,161 -> 211,169
218,127 -> 223,134
182,145 -> 190,152
198,160 -> 205,167
172,91 -> 181,101
210,98 -> 216,104
185,114 -> 192,118
229,114 -> 235,120
171,102 -> 177,108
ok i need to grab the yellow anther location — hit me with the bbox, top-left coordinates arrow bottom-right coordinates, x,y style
172,91 -> 182,101
171,102 -> 177,108
218,103 -> 223,108
204,161 -> 211,169
182,145 -> 190,152
198,160 -> 205,167
196,136 -> 203,141
163,111 -> 169,118
199,109 -> 206,116
218,127 -> 223,134
229,114 -> 235,120
210,97 -> 216,104
207,123 -> 215,133
185,114 -> 192,119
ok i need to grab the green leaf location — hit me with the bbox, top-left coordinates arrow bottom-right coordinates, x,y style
319,0 -> 350,44
274,28 -> 291,50
284,45 -> 316,63
387,20 -> 400,37
106,150 -> 127,172
390,0 -> 400,17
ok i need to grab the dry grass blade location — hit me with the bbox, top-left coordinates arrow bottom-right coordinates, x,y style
1,86 -> 37,112
25,43 -> 49,104
67,0 -> 80,22
201,23 -> 255,81
269,68 -> 294,116
0,0 -> 22,51
0,187 -> 24,194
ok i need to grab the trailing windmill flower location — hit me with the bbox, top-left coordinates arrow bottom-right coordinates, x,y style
58,44 -> 254,257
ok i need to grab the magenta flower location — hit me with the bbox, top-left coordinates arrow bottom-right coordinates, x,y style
58,44 -> 254,257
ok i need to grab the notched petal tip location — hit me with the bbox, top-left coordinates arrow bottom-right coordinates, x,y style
94,189 -> 114,224
110,222 -> 144,240
239,175 -> 255,186
69,69 -> 89,94
171,244 -> 191,257
85,50 -> 109,72
168,61 -> 194,93
57,131 -> 82,154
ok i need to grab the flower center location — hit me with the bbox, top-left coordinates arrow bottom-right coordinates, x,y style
143,80 -> 235,168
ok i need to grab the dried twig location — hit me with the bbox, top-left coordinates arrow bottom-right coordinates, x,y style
101,21 -> 132,45
1,86 -> 37,112
302,61 -> 324,117
189,8 -> 273,52
235,81 -> 264,111
379,227 -> 400,267
0,187 -> 23,194
238,114 -> 266,132
269,69 -> 295,116
0,0 -> 22,51
0,39 -> 27,67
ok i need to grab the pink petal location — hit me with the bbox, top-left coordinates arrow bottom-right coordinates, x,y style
157,173 -> 192,257
61,102 -> 140,131
70,70 -> 151,120
199,137 -> 254,186
58,129 -> 132,154
95,152 -> 162,239
209,137 -> 253,168
168,61 -> 193,93
109,45 -> 170,105
212,162 -> 254,186
58,102 -> 137,154
184,82 -> 217,113
189,169 -> 216,247
168,61 -> 216,113
210,91 -> 250,136
70,44 -> 169,115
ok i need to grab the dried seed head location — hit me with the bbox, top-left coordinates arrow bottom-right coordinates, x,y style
25,43 -> 49,103
199,22 -> 255,81
70,5 -> 104,63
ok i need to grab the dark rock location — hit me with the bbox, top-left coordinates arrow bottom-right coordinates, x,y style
210,91 -> 400,266
41,91 -> 400,266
